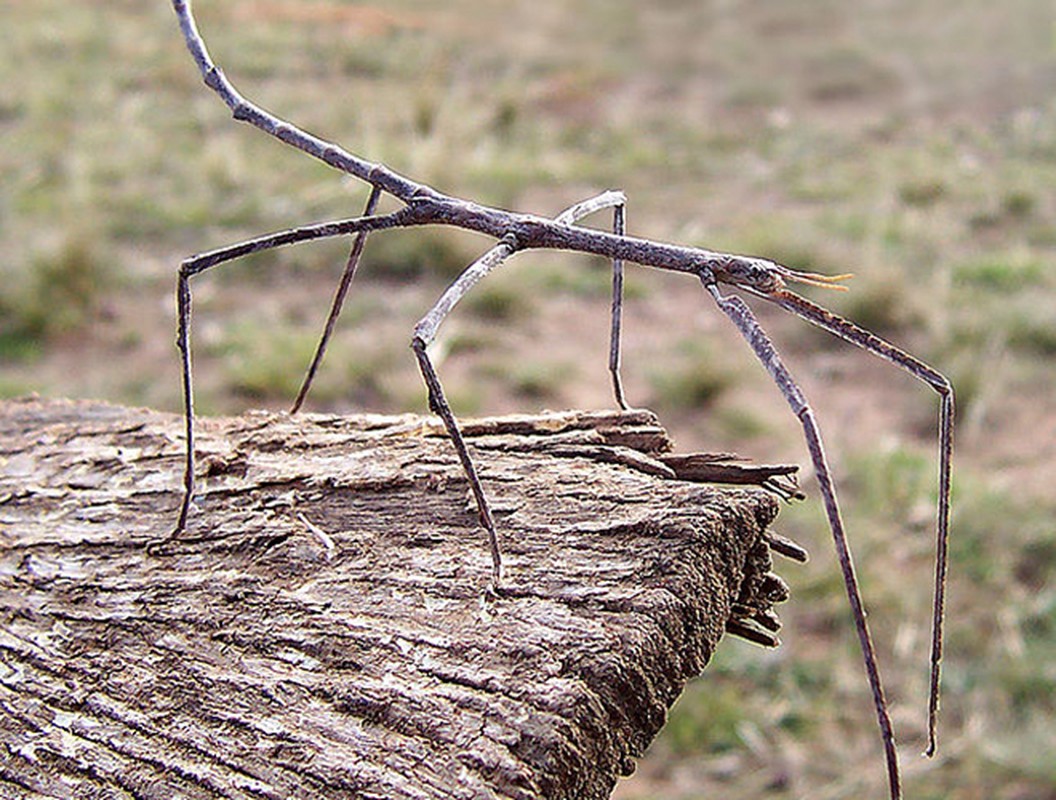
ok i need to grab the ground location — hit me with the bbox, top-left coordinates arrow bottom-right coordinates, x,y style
2,1 -> 1055,797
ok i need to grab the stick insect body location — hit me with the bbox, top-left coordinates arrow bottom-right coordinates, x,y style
166,2 -> 953,797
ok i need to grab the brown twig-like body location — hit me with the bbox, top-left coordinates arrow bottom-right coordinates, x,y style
166,2 -> 954,797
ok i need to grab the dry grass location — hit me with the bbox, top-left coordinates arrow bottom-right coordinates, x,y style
3,1 -> 1056,797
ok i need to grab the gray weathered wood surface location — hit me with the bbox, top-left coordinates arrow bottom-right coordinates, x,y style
0,397 -> 795,800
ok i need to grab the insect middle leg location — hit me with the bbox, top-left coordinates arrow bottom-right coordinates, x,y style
411,190 -> 629,590
290,189 -> 631,417
553,191 -> 630,409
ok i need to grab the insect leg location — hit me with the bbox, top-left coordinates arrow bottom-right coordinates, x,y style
552,190 -> 630,408
704,280 -> 903,800
763,287 -> 954,757
166,209 -> 416,542
411,235 -> 520,590
291,186 -> 383,413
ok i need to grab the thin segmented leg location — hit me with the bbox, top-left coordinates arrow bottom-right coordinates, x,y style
411,236 -> 518,590
703,279 -> 903,799
291,185 -> 383,413
290,187 -> 629,422
412,191 -> 628,590
759,287 -> 954,758
608,202 -> 628,408
554,192 -> 629,409
168,207 -> 421,539
609,202 -> 629,409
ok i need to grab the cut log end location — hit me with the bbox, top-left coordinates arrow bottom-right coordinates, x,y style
0,397 -> 802,800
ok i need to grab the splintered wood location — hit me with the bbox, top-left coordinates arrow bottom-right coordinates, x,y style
0,397 -> 798,800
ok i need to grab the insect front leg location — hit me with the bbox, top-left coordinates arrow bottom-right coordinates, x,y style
703,279 -> 903,800
762,287 -> 954,757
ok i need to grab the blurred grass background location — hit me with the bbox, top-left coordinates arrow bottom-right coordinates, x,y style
3,1 -> 1055,797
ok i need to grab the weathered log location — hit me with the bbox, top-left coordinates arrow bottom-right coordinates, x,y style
0,397 -> 797,800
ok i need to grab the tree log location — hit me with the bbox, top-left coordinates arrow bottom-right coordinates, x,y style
0,397 -> 798,800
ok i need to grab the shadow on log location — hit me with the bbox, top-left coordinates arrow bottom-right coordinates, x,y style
0,397 -> 802,800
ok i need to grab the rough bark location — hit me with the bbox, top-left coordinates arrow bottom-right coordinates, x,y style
0,397 -> 797,800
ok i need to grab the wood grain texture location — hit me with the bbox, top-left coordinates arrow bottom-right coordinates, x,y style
0,397 -> 795,800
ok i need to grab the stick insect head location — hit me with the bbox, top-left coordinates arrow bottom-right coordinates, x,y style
708,255 -> 853,296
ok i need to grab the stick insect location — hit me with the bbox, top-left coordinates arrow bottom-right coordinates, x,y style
164,2 -> 953,797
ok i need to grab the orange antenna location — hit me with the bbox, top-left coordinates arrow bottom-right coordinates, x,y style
784,269 -> 854,292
